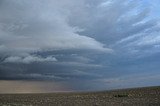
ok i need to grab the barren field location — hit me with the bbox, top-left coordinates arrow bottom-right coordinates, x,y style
0,86 -> 160,106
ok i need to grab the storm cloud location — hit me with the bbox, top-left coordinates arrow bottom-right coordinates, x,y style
0,0 -> 160,91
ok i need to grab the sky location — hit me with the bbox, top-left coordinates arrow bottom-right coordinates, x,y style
0,0 -> 160,93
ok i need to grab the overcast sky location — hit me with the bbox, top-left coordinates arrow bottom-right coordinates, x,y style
0,0 -> 160,92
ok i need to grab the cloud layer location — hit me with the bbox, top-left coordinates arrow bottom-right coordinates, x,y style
0,0 -> 160,91
4,55 -> 57,64
0,0 -> 111,58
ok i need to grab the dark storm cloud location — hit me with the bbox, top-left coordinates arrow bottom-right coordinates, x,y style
0,0 -> 111,56
0,0 -> 160,90
0,0 -> 111,81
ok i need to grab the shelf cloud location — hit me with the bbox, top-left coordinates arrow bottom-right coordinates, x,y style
0,0 -> 160,91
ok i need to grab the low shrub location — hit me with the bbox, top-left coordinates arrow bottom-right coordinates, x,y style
114,94 -> 128,97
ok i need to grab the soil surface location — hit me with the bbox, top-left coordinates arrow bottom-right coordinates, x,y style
0,86 -> 160,106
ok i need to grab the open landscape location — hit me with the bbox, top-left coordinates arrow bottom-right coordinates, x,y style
0,86 -> 160,106
1,0 -> 160,106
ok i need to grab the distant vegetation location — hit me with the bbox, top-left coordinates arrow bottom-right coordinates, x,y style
114,94 -> 128,98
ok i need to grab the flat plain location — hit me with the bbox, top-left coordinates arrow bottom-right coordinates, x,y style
0,86 -> 160,106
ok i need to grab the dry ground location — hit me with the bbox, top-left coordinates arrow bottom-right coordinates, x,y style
0,86 -> 160,106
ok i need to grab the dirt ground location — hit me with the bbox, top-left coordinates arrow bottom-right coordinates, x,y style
0,86 -> 160,106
